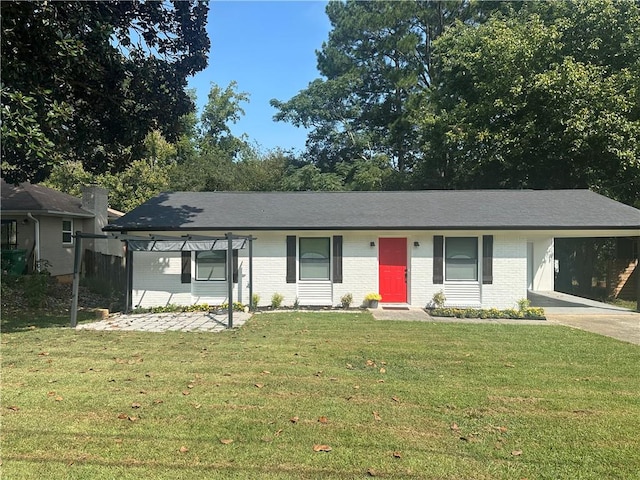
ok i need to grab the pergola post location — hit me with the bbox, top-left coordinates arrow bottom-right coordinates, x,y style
70,231 -> 83,328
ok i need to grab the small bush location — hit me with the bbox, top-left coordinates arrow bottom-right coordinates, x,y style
431,290 -> 446,308
429,306 -> 545,320
252,293 -> 260,309
271,293 -> 284,309
23,274 -> 50,308
340,293 -> 353,309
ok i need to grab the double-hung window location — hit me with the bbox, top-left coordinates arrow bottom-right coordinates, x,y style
1,220 -> 17,250
299,237 -> 330,280
445,237 -> 478,281
62,219 -> 73,245
195,251 -> 226,281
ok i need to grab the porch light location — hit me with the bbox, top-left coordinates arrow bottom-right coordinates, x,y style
370,241 -> 376,247
414,241 -> 420,247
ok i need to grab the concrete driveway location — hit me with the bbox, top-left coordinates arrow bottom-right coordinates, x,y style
529,291 -> 640,345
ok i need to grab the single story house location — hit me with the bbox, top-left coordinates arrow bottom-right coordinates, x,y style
1,180 -> 123,278
103,190 -> 640,310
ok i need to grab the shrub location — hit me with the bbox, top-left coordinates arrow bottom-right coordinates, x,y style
23,273 -> 50,308
251,293 -> 260,309
340,293 -> 353,309
271,293 -> 284,309
429,306 -> 545,320
431,290 -> 446,308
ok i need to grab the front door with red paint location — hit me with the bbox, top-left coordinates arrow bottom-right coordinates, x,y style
379,238 -> 407,303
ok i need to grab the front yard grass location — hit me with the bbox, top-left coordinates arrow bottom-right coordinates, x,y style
2,311 -> 639,479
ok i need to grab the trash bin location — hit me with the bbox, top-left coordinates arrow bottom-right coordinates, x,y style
1,249 -> 27,275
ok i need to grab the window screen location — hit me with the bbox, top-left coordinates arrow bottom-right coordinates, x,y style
299,237 -> 330,280
195,251 -> 226,281
445,237 -> 478,281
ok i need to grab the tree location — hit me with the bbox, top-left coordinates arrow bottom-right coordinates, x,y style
271,1 -> 499,175
45,130 -> 177,212
1,1 -> 210,183
417,0 -> 640,205
199,81 -> 250,159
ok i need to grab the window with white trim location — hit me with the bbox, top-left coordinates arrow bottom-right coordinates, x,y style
195,251 -> 226,281
62,219 -> 73,245
299,237 -> 330,280
445,237 -> 478,281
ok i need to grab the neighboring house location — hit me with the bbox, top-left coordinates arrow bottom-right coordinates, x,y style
1,179 -> 124,278
104,190 -> 640,310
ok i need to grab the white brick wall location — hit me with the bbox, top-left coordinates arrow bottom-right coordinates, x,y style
130,229 -> 544,310
132,251 -> 191,307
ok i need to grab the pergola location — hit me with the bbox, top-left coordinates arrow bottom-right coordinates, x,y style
70,232 -> 256,329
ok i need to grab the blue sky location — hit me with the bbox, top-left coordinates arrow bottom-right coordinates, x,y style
187,1 -> 331,154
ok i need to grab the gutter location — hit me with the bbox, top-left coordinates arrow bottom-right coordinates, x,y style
26,213 -> 41,272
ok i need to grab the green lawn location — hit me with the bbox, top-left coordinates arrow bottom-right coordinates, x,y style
2,311 -> 639,479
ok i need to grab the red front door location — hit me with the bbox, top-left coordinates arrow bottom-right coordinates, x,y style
379,238 -> 407,303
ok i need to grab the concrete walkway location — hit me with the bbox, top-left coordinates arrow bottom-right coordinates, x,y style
76,311 -> 252,332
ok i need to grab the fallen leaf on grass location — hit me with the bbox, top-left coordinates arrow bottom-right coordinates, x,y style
179,446 -> 189,453
220,439 -> 234,445
290,416 -> 299,423
313,444 -> 332,452
379,367 -> 386,374
511,450 -> 523,456
7,406 -> 20,411
182,390 -> 190,396
504,363 -> 515,368
55,396 -> 63,402
261,370 -> 271,375
450,423 -> 460,431
372,411 -> 382,421
392,451 -> 402,458
187,383 -> 195,389
367,468 -> 377,476
117,413 -> 128,419
366,360 -> 376,367
274,429 -> 283,437
346,363 -> 354,370
131,402 -> 141,409
318,416 -> 328,424
38,352 -> 49,356
47,391 -> 56,397
255,383 -> 264,389
153,399 -> 164,404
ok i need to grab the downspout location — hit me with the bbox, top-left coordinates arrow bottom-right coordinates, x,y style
26,213 -> 41,272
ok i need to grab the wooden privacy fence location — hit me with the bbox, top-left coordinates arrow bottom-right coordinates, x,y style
82,249 -> 126,294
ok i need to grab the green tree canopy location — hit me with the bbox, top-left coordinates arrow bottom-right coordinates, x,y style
417,0 -> 640,204
1,0 -> 210,183
271,0 -> 500,176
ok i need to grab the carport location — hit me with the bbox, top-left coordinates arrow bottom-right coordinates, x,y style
70,232 -> 255,329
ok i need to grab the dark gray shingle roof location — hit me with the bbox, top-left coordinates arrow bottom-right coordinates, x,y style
104,190 -> 640,232
1,179 -> 92,217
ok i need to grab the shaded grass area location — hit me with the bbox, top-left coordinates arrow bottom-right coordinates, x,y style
2,312 -> 639,479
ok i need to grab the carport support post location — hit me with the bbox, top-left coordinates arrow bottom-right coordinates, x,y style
70,232 -> 83,328
249,238 -> 253,311
636,236 -> 640,313
227,233 -> 234,328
